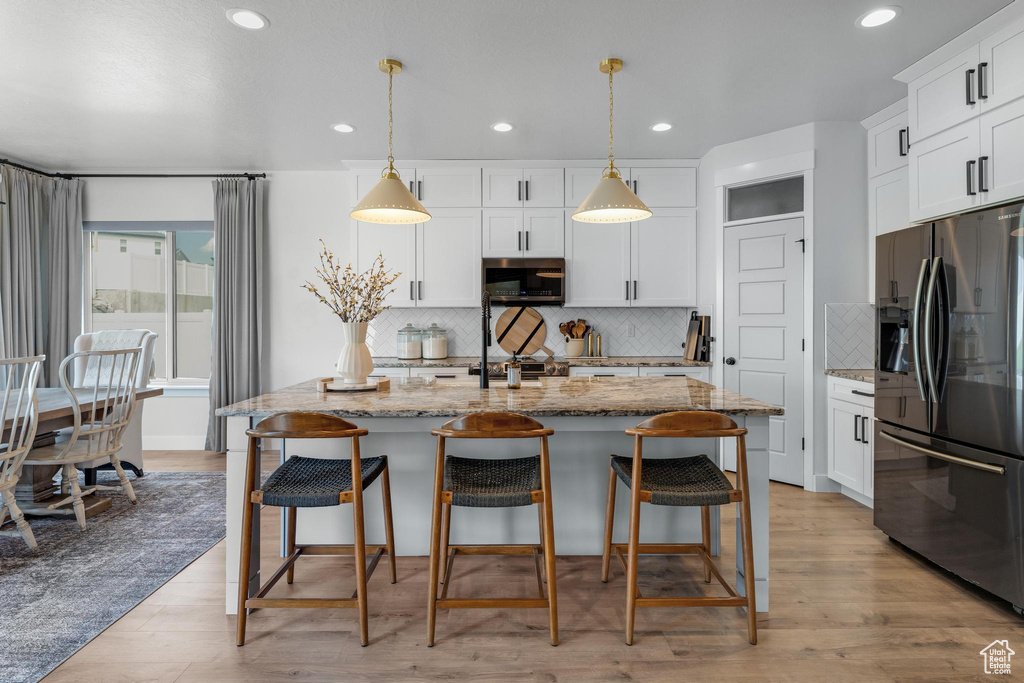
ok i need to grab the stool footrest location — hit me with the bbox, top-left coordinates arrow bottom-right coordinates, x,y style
635,596 -> 747,608
450,544 -> 542,556
436,598 -> 550,609
246,597 -> 359,609
296,543 -> 387,556
611,542 -> 741,603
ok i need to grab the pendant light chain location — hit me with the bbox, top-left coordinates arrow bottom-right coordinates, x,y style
608,68 -> 615,171
387,64 -> 395,172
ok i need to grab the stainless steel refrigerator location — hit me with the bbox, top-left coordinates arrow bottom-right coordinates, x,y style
874,200 -> 1024,611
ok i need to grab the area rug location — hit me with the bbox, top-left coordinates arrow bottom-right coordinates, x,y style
0,471 -> 227,683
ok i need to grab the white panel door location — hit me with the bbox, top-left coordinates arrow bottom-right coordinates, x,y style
979,15 -> 1024,111
482,209 -> 524,257
351,220 -> 417,308
416,209 -> 481,307
908,45 -> 980,142
523,209 -> 564,257
565,167 -> 629,207
630,207 -> 697,306
867,167 -> 910,303
414,167 -> 481,207
630,167 -> 697,207
979,97 -> 1024,206
909,119 -> 980,222
351,168 -> 415,205
867,111 -> 909,178
564,211 -> 631,307
724,217 -> 804,485
827,399 -> 866,493
482,168 -> 523,207
523,168 -> 564,208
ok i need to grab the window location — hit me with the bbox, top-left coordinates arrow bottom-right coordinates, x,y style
84,221 -> 215,383
726,175 -> 804,222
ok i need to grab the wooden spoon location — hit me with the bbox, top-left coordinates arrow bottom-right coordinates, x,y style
573,321 -> 586,339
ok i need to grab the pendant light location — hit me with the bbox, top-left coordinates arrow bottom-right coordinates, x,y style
573,58 -> 652,224
350,59 -> 431,224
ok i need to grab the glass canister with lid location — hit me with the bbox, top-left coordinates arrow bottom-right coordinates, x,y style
422,323 -> 449,360
397,324 -> 422,360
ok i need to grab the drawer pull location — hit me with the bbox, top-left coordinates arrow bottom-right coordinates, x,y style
851,389 -> 874,397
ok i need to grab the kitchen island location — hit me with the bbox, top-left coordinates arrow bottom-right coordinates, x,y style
218,376 -> 781,614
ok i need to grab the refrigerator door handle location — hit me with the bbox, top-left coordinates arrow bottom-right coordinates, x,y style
878,431 -> 1005,475
911,258 -> 930,401
923,256 -> 942,402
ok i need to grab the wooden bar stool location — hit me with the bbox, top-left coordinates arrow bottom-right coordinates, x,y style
426,412 -> 558,647
601,411 -> 757,645
236,412 -> 397,648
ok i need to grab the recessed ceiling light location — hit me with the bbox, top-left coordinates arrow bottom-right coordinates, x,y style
226,9 -> 269,30
650,123 -> 672,132
332,123 -> 355,133
491,122 -> 515,132
857,6 -> 900,28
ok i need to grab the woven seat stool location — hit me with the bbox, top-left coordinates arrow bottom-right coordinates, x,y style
601,411 -> 758,645
426,412 -> 558,647
236,412 -> 397,648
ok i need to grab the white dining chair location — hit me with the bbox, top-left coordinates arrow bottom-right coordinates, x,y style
0,355 -> 45,551
23,348 -> 142,531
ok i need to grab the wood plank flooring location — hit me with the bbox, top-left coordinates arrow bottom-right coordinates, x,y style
42,451 -> 1024,682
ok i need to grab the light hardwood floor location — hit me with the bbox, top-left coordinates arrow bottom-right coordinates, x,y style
43,450 -> 1023,682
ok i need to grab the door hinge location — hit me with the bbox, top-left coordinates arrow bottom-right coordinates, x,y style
801,437 -> 805,451
796,238 -> 806,253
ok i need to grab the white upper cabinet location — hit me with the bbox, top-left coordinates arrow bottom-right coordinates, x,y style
413,167 -> 481,207
416,208 -> 481,307
979,15 -> 1024,111
908,45 -> 981,142
564,167 -> 614,207
351,221 -> 417,309
351,167 -> 415,205
522,209 -> 564,257
630,167 -> 697,207
565,211 -> 631,307
630,208 -> 697,306
482,168 -> 564,208
481,209 -> 524,258
909,119 -> 980,222
978,96 -> 1024,205
867,111 -> 909,178
867,167 -> 909,303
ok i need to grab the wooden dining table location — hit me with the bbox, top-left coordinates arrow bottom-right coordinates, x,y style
2,386 -> 162,518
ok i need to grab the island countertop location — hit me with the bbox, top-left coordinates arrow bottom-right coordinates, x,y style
217,376 -> 782,419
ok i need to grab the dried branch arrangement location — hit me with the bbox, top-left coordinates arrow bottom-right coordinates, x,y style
302,239 -> 400,323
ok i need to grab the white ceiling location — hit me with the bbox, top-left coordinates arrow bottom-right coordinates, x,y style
0,0 -> 1010,171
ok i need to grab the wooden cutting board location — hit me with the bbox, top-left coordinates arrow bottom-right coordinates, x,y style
494,306 -> 554,357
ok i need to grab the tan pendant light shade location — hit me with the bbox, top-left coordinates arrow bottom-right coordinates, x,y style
573,58 -> 651,224
350,59 -> 431,225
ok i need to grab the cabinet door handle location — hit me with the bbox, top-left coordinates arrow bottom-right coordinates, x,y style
409,281 -> 415,300
898,128 -> 908,157
418,280 -> 423,300
518,231 -> 522,251
633,280 -> 638,299
625,280 -> 630,300
853,414 -> 861,443
966,68 -> 977,105
417,180 -> 422,200
978,62 -> 989,99
518,180 -> 522,202
434,374 -> 456,379
861,416 -> 870,445
525,231 -> 530,251
978,156 -> 989,192
966,159 -> 977,196
525,180 -> 530,202
851,389 -> 875,397
594,374 -> 615,377
632,180 -> 638,194
409,181 -> 415,194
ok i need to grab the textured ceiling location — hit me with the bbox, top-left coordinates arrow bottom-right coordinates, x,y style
0,0 -> 1010,171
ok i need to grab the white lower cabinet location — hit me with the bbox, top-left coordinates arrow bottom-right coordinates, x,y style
367,367 -> 410,379
826,377 -> 875,502
410,367 -> 473,383
568,366 -> 639,378
637,366 -> 709,382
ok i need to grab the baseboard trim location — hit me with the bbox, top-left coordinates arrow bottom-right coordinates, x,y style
808,474 -> 841,493
840,485 -> 874,509
143,436 -> 207,450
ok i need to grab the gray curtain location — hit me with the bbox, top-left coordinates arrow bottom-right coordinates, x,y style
0,165 -> 46,363
45,177 -> 83,385
206,178 -> 263,452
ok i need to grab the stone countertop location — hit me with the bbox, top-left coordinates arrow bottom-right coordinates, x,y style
218,376 -> 782,419
826,368 -> 875,384
372,355 -> 712,368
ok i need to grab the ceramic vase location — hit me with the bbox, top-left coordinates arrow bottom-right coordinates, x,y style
336,321 -> 374,384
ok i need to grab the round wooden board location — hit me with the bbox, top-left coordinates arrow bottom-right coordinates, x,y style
494,306 -> 552,357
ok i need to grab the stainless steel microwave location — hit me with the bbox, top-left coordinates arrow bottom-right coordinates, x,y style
482,258 -> 565,306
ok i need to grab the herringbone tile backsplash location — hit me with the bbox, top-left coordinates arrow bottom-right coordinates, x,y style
369,307 -> 697,357
825,303 -> 875,369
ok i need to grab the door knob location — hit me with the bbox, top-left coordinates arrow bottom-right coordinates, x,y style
724,357 -> 736,365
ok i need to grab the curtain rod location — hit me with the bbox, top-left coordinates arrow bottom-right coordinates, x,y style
0,158 -> 73,179
0,159 -> 266,180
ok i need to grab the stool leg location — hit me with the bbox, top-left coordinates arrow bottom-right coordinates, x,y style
236,437 -> 258,646
601,459 -> 616,583
380,459 -> 398,584
624,438 -> 642,646
439,502 -> 451,584
700,506 -> 712,584
426,438 -> 445,647
285,506 -> 297,584
350,438 -> 369,647
537,504 -> 547,584
539,436 -> 558,646
737,436 -> 757,645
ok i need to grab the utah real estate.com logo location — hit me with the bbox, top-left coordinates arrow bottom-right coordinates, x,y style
980,640 -> 1014,675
